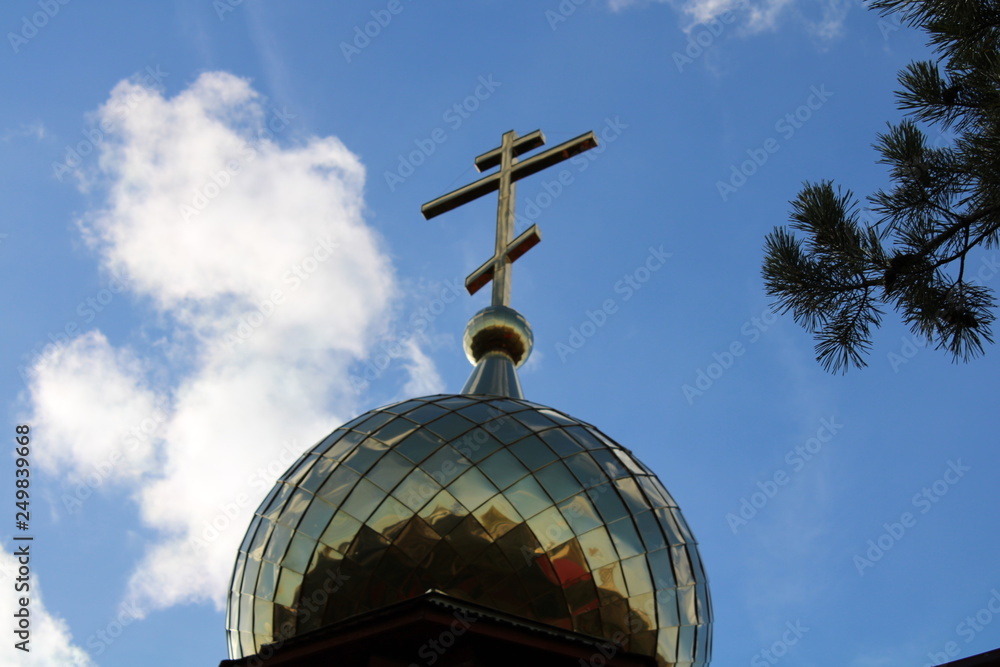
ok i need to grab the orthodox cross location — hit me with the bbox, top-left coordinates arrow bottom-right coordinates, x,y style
421,129 -> 597,307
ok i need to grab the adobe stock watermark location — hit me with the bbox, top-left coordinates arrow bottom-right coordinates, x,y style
517,476 -> 640,561
867,0 -> 906,40
339,0 -> 415,63
716,84 -> 834,202
672,0 -> 749,73
384,75 -> 502,192
7,0 -> 73,54
60,402 -> 170,513
887,254 -> 1000,373
725,417 -> 842,534
395,413 -> 509,511
213,0 -> 245,20
189,439 -> 302,553
924,587 -> 1000,666
512,115 -> 628,236
179,105 -> 296,221
223,235 -> 339,349
85,600 -> 144,658
406,608 -> 479,666
543,0 -> 586,31
350,278 -> 464,392
750,620 -> 810,667
242,568 -> 351,667
853,459 -> 970,576
16,268 -> 132,387
555,244 -> 671,362
52,66 -> 169,181
575,610 -> 656,667
681,305 -> 779,405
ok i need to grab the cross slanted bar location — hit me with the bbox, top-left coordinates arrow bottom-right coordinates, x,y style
421,129 -> 597,307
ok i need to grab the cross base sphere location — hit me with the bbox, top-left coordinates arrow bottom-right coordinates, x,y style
463,306 -> 533,367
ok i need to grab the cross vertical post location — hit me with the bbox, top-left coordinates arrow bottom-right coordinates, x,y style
493,130 -> 516,307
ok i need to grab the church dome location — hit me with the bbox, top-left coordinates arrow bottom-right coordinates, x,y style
225,393 -> 712,666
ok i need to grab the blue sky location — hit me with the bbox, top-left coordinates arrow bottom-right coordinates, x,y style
1,1 -> 998,665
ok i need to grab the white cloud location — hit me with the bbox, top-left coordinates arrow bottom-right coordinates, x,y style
399,339 -> 445,398
0,547 -> 94,666
1,121 -> 47,142
26,71 -> 440,616
613,0 -> 855,37
28,332 -> 163,486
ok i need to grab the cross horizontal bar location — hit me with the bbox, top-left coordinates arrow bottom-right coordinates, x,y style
505,223 -> 541,264
503,130 -> 597,183
421,171 -> 500,220
474,130 -> 546,173
465,224 -> 542,295
420,131 -> 598,220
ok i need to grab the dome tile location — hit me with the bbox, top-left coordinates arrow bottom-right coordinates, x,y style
647,549 -> 676,590
455,400 -> 503,423
299,456 -> 336,494
616,477 -> 652,514
417,489 -> 466,535
365,495 -> 411,540
485,415 -> 532,444
341,438 -> 389,475
391,467 -> 441,512
274,568 -> 302,608
512,409 -> 558,432
322,430 -> 364,462
564,576 -> 600,615
671,544 -> 695,586
419,444 -> 471,485
471,494 -> 522,540
591,448 -> 629,479
393,428 -> 444,464
533,461 -> 579,502
246,518 -> 271,561
276,488 -> 312,528
526,506 -> 573,551
263,523 -> 293,563
365,450 -> 410,492
578,526 -> 617,570
240,557 -> 261,595
371,417 -> 420,446
509,434 -> 558,469
540,428 -> 585,457
318,510 -> 361,554
459,428 -> 502,462
572,607 -> 602,636
557,494 -> 603,535
260,483 -> 293,521
505,475 -> 552,519
620,553 -> 654,596
425,412 -> 475,441
446,467 -> 498,511
598,597 -> 631,637
477,448 -> 528,490
563,451 -> 606,487
338,477 -> 381,523
634,510 -> 667,552
401,402 -> 448,423
588,482 -> 630,524
280,531 -> 315,574
608,516 -> 644,559
351,411 -> 394,435
391,516 -> 438,562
